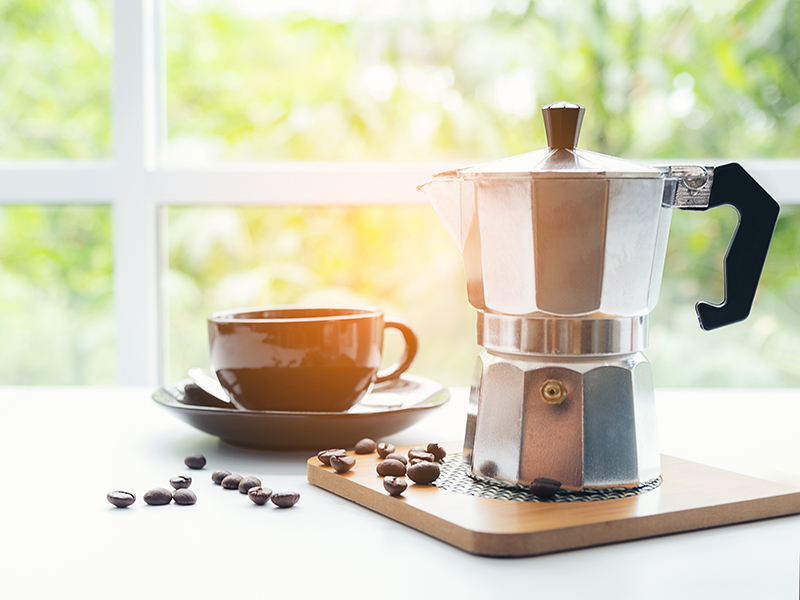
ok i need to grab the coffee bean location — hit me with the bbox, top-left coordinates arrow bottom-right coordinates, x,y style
408,446 -> 426,457
221,474 -> 243,489
211,470 -> 231,485
383,476 -> 408,497
172,489 -> 197,505
376,442 -> 395,459
409,458 -> 424,466
479,460 -> 498,478
354,438 -> 377,454
330,454 -> 356,473
376,458 -> 406,477
317,449 -> 347,466
184,453 -> 206,469
383,453 -> 407,465
271,491 -> 300,508
143,488 -> 173,505
238,476 -> 262,494
107,490 -> 136,508
426,442 -> 447,462
407,461 -> 440,485
408,450 -> 435,462
169,475 -> 192,489
529,478 -> 561,498
248,486 -> 273,505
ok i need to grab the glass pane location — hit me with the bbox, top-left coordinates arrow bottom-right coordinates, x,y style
651,204 -> 800,387
165,0 -> 800,163
0,205 -> 115,384
166,205 -> 800,388
0,1 -> 112,160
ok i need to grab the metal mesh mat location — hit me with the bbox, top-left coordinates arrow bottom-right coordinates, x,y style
432,453 -> 661,503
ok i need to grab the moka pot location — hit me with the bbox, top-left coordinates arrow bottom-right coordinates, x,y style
418,101 -> 779,491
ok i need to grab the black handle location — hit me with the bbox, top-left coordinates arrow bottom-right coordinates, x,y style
681,163 -> 779,331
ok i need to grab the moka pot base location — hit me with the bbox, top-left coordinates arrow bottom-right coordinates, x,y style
307,442 -> 800,558
465,310 -> 659,491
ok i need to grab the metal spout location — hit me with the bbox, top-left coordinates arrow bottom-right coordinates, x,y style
417,177 -> 474,252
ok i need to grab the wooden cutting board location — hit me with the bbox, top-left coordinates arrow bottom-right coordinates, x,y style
307,441 -> 800,557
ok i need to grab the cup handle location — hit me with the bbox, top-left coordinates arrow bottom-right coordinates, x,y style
374,319 -> 419,384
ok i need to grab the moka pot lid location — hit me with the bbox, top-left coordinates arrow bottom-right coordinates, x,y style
434,101 -> 662,180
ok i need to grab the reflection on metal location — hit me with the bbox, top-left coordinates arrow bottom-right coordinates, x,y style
470,353 -> 524,483
478,311 -> 648,356
668,165 -> 715,208
462,356 -> 482,465
442,176 -> 673,316
467,351 -> 660,491
533,178 -> 608,314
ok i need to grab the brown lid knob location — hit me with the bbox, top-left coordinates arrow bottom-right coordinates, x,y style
542,101 -> 585,149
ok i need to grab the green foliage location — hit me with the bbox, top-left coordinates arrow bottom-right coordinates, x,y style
0,205 -> 115,384
652,205 -> 800,386
165,0 -> 800,162
0,0 -> 112,159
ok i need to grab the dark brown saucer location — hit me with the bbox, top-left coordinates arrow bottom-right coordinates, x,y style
152,374 -> 450,450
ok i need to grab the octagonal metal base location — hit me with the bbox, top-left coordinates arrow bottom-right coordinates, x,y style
463,351 -> 660,491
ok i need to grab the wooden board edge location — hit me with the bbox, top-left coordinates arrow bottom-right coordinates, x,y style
473,492 -> 800,557
307,461 -> 488,554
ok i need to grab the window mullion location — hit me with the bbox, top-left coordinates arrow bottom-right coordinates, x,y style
112,0 -> 160,386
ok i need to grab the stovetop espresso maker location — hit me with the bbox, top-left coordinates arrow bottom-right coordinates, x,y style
419,101 -> 779,492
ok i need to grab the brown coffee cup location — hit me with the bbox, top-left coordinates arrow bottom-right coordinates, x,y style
207,305 -> 419,412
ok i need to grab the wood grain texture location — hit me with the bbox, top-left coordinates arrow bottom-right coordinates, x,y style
307,442 -> 800,557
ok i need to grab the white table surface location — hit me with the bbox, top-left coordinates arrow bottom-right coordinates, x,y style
1,385 -> 799,599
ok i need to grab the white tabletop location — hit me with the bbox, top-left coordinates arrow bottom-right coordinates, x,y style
1,385 -> 799,599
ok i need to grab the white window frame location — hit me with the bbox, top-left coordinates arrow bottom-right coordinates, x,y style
1,0 -> 799,386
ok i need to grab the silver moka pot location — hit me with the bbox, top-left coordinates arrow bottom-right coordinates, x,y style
418,101 -> 779,492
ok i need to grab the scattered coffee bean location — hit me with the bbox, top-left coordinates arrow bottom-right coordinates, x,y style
409,458 -> 424,466
529,477 -> 562,498
169,475 -> 192,489
376,458 -> 406,477
143,488 -> 173,505
271,491 -> 300,508
376,442 -> 395,459
248,486 -> 273,505
317,449 -> 347,466
407,461 -> 440,485
383,476 -> 408,497
408,450 -> 435,462
211,470 -> 231,485
354,438 -> 377,454
407,446 -> 426,457
184,453 -> 206,469
172,489 -> 197,505
426,442 -> 447,462
238,476 -> 262,494
383,453 -> 407,465
221,474 -> 243,489
106,490 -> 136,508
330,454 -> 356,473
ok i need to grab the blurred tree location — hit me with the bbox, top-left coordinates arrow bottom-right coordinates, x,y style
0,0 -> 112,159
165,0 -> 800,162
0,205 -> 115,384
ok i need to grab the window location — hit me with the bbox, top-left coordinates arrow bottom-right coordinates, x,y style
2,0 -> 799,387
